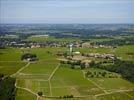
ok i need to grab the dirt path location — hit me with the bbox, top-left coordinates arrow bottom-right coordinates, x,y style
82,70 -> 108,94
88,79 -> 108,94
11,62 -> 30,77
12,62 -> 40,100
95,89 -> 134,97
48,64 -> 60,96
15,82 -> 39,100
124,92 -> 134,99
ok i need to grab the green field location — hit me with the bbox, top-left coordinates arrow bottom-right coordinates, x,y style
51,67 -> 104,96
26,36 -> 80,42
97,91 -> 134,100
15,88 -> 36,100
21,62 -> 58,75
90,78 -> 134,91
0,48 -> 22,61
76,47 -> 113,54
0,62 -> 26,75
115,45 -> 134,61
0,46 -> 134,100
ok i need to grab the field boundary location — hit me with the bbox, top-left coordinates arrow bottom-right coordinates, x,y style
48,63 -> 60,96
95,89 -> 134,97
11,62 -> 30,77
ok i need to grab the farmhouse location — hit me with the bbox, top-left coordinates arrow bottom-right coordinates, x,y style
82,42 -> 91,48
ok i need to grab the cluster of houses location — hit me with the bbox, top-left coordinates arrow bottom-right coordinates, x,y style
81,42 -> 112,48
1,36 -> 113,49
4,41 -> 68,48
82,53 -> 117,60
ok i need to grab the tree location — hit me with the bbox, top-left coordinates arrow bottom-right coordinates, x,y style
80,62 -> 85,69
63,52 -> 68,58
89,61 -> 95,67
37,91 -> 43,96
0,77 -> 16,100
21,53 -> 38,61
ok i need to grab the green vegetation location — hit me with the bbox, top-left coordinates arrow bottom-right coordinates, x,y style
51,67 -> 104,96
26,36 -> 80,42
76,47 -> 113,54
0,48 -> 22,61
0,76 -> 16,100
0,35 -> 19,39
90,78 -> 134,90
21,53 -> 38,61
0,62 -> 26,75
85,68 -> 121,78
94,60 -> 134,82
0,46 -> 134,100
115,45 -> 134,61
15,89 -> 36,100
21,61 -> 58,78
97,91 -> 134,100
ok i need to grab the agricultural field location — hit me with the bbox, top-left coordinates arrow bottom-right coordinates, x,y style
15,89 -> 36,100
0,46 -> 134,100
0,62 -> 26,75
97,91 -> 134,100
114,45 -> 134,61
26,36 -> 80,42
76,47 -> 113,54
51,67 -> 104,96
0,48 -> 22,61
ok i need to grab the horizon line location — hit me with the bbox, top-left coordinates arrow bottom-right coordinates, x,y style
1,23 -> 134,25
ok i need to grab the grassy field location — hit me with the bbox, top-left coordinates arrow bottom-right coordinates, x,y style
15,88 -> 36,100
51,67 -> 104,96
90,78 -> 134,91
0,62 -> 26,75
76,47 -> 113,54
0,46 -> 134,100
26,36 -> 80,42
114,45 -> 134,61
97,91 -> 134,100
16,79 -> 50,96
0,48 -> 22,61
21,62 -> 58,76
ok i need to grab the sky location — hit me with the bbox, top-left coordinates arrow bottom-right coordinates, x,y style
0,0 -> 134,24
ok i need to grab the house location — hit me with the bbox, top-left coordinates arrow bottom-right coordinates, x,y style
82,42 -> 91,48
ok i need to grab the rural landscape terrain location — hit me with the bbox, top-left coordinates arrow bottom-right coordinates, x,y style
0,24 -> 134,100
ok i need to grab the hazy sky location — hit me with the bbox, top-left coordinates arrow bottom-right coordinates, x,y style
0,0 -> 134,23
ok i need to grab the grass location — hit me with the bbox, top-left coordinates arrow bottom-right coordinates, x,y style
21,61 -> 58,79
0,48 -> 22,61
51,67 -> 104,96
22,62 -> 58,74
26,36 -> 80,42
97,91 -> 134,100
0,47 -> 67,61
0,46 -> 134,99
16,79 -> 50,96
114,45 -> 134,61
0,62 -> 26,75
76,47 -> 113,54
89,38 -> 114,43
90,78 -> 134,91
85,68 -> 121,78
15,88 -> 36,100
23,47 -> 67,61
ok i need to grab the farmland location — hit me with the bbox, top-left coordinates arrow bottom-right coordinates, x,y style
26,36 -> 80,43
0,45 -> 134,100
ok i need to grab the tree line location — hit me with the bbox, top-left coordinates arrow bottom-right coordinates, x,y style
90,60 -> 134,82
0,74 -> 16,100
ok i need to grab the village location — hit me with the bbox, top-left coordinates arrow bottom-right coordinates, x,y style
57,44 -> 118,69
